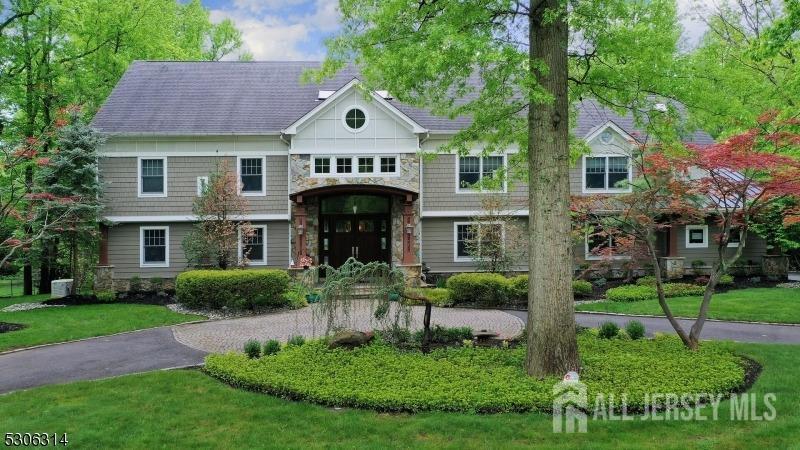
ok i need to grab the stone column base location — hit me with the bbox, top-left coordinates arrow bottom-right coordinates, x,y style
659,257 -> 685,280
397,264 -> 422,287
94,265 -> 115,291
762,255 -> 789,280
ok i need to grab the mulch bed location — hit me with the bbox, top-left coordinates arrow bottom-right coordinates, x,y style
0,322 -> 27,333
44,291 -> 174,306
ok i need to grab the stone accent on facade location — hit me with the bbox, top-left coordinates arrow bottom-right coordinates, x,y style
660,257 -> 686,280
290,153 -> 421,194
762,255 -> 789,279
94,265 -> 115,291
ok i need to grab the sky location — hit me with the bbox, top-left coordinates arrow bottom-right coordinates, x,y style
201,0 -> 711,61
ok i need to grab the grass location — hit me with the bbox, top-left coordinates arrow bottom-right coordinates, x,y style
0,342 -> 797,448
0,276 -> 26,298
577,288 -> 800,324
0,295 -> 204,352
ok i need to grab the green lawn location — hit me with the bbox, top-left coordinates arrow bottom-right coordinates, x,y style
0,342 -> 797,448
577,288 -> 800,324
0,276 -> 26,298
0,295 -> 204,352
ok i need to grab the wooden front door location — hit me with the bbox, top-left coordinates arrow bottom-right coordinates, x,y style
320,214 -> 391,267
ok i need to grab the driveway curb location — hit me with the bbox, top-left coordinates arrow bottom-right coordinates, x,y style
574,310 -> 800,327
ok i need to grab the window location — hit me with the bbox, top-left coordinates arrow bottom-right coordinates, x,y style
380,156 -> 397,173
240,226 -> 267,265
727,228 -> 743,248
685,225 -> 708,249
358,157 -> 374,173
343,107 -> 367,131
585,226 -> 621,260
140,227 -> 169,267
454,222 -> 504,261
458,155 -> 505,192
196,176 -> 209,196
238,157 -> 264,195
138,158 -> 166,197
336,157 -> 352,174
583,155 -> 631,192
314,157 -> 331,174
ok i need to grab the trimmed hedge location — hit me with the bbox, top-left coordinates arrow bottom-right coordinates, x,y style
507,275 -> 594,302
446,273 -> 509,307
607,283 -> 706,302
204,333 -> 746,413
405,287 -> 452,307
572,280 -> 593,297
176,269 -> 291,310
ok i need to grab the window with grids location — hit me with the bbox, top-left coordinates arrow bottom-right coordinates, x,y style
240,158 -> 263,193
380,156 -> 397,173
336,157 -> 352,173
242,227 -> 265,263
584,156 -> 630,190
345,108 -> 366,130
455,223 -> 503,259
586,226 -> 617,257
140,158 -> 165,194
458,155 -> 504,191
142,228 -> 167,265
314,157 -> 331,174
456,224 -> 477,259
686,225 -> 708,248
358,157 -> 374,173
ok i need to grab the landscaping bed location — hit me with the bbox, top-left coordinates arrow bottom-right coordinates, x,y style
205,332 -> 749,413
0,322 -> 26,333
44,291 -> 174,306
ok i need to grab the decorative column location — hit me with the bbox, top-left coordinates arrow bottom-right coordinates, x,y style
94,224 -> 115,291
401,194 -> 416,265
293,195 -> 308,267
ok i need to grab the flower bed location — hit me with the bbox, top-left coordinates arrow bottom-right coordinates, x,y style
204,333 -> 747,413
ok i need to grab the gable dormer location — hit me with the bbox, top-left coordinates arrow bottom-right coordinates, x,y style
282,79 -> 427,153
579,121 -> 636,194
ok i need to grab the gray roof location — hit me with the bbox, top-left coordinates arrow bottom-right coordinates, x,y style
92,61 -> 713,144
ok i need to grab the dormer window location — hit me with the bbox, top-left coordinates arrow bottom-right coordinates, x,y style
343,107 -> 367,131
582,155 -> 631,193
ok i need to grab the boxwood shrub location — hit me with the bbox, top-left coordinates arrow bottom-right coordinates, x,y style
607,282 -> 705,302
176,269 -> 290,310
205,333 -> 746,413
446,273 -> 509,307
507,275 -> 594,301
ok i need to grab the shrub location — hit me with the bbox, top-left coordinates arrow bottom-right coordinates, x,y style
694,276 -> 710,286
691,260 -> 706,276
413,325 -> 472,345
598,321 -> 620,339
446,273 -> 509,307
507,275 -> 528,301
607,283 -> 705,302
663,283 -> 705,297
625,321 -> 645,340
572,280 -> 593,297
243,339 -> 261,359
718,274 -> 734,286
149,277 -> 164,292
204,334 -> 746,413
176,269 -> 290,310
287,335 -> 306,347
129,275 -> 142,293
636,275 -> 657,286
405,287 -> 452,307
591,277 -> 607,287
283,283 -> 309,309
95,290 -> 116,303
263,339 -> 281,356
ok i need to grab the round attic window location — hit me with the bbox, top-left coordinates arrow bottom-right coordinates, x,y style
343,107 -> 367,131
599,129 -> 613,144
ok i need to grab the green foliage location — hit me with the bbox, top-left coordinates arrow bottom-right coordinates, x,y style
412,325 -> 472,346
572,280 -> 593,297
691,260 -> 706,276
149,277 -> 164,292
286,335 -> 305,347
129,276 -> 142,293
719,274 -> 734,286
635,276 -> 657,286
283,283 -> 310,309
94,291 -> 116,303
243,340 -> 261,359
175,269 -> 290,310
625,321 -> 646,340
607,283 -> 705,302
446,273 -> 509,307
598,322 -> 620,339
262,340 -> 281,356
204,333 -> 745,413
404,287 -> 452,307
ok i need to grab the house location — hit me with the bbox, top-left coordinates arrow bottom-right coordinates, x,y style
90,61 -> 769,290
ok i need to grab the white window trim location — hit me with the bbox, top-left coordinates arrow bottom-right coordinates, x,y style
453,221 -> 505,262
455,154 -> 508,194
584,230 -> 630,261
239,225 -> 268,266
310,155 -> 400,177
581,154 -> 633,194
727,229 -> 744,248
139,226 -> 169,268
196,176 -> 209,197
685,225 -> 709,249
137,156 -> 167,198
237,156 -> 266,196
341,105 -> 370,133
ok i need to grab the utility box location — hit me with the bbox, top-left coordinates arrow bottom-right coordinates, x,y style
51,279 -> 74,298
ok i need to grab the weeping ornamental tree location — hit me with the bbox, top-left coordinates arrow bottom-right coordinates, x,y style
314,0 -> 684,376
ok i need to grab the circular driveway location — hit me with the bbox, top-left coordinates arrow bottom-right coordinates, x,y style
172,302 -> 525,353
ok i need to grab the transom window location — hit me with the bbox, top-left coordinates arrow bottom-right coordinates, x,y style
455,222 -> 504,261
312,156 -> 399,176
239,157 -> 264,195
140,227 -> 168,267
583,155 -> 631,192
685,225 -> 708,249
139,158 -> 166,197
457,155 -> 506,192
344,107 -> 367,131
241,226 -> 267,265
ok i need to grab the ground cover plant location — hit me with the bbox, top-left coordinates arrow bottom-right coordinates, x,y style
205,332 -> 746,413
577,288 -> 800,324
606,283 -> 705,302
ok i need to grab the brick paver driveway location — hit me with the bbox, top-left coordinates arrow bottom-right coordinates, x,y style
173,302 -> 525,353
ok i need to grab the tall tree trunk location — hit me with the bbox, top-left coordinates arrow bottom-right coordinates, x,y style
525,1 -> 580,377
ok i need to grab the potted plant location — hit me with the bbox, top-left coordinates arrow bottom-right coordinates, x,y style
306,289 -> 321,303
299,255 -> 314,270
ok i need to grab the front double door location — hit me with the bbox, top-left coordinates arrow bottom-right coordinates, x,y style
319,214 -> 391,268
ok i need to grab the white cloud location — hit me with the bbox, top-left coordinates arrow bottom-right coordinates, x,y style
210,9 -> 324,60
232,0 -> 307,15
